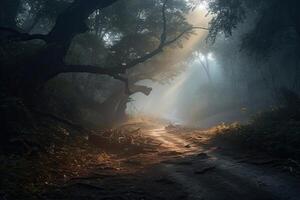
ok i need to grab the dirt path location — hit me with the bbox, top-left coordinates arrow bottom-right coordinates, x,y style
44,122 -> 300,200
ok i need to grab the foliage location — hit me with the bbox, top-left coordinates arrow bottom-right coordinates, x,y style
212,90 -> 300,160
207,0 -> 246,43
0,0 -> 198,124
0,98 -> 165,199
206,0 -> 300,56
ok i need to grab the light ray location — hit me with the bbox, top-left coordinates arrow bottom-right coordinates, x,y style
127,6 -> 211,122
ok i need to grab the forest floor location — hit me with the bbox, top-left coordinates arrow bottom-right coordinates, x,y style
37,119 -> 300,200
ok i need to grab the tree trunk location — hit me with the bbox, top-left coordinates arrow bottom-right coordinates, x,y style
97,87 -> 129,125
5,0 -> 118,98
76,82 -> 151,126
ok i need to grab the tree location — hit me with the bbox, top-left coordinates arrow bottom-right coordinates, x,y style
206,0 -> 300,56
202,0 -> 300,109
0,0 -> 207,99
0,0 -> 209,126
61,0 -> 205,125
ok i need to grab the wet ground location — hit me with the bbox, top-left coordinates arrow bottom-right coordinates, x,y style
44,120 -> 300,200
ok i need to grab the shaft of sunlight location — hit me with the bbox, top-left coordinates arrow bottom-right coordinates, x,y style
127,7 -> 212,123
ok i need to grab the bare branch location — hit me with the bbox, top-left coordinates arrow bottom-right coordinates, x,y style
164,26 -> 208,46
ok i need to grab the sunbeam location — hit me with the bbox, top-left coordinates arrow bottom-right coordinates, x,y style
127,6 -> 211,122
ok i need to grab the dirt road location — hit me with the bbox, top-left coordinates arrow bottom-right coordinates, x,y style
45,122 -> 300,200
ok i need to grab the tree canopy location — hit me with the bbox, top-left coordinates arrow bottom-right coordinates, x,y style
207,0 -> 300,56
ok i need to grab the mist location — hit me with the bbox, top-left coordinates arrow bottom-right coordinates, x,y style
1,1 -> 300,199
125,5 -> 265,127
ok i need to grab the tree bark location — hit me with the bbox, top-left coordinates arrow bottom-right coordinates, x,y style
75,82 -> 151,126
7,0 -> 118,97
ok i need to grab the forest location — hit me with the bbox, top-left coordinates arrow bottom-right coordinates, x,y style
0,0 -> 300,199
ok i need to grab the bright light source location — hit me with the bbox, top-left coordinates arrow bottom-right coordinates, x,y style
207,52 -> 215,61
185,0 -> 208,10
198,1 -> 208,10
199,53 -> 206,62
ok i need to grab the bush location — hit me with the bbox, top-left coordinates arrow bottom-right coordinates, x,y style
213,91 -> 300,160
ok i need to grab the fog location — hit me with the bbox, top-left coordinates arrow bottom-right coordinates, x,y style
1,0 -> 299,129
127,6 -> 248,127
127,50 -> 250,127
125,1 -> 300,128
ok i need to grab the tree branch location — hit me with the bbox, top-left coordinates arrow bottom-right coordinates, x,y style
164,26 -> 209,46
111,74 -> 131,94
48,0 -> 118,44
123,0 -> 168,70
60,64 -> 134,94
102,1 -> 208,96
61,64 -> 126,75
123,1 -> 209,71
0,27 -> 48,42
107,74 -> 152,96
131,84 -> 152,96
159,0 -> 168,47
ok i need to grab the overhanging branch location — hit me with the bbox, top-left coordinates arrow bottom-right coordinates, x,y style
123,1 -> 209,70
108,1 -> 208,96
0,27 -> 48,42
131,84 -> 152,96
164,26 -> 209,46
61,64 -> 126,75
111,74 -> 152,96
111,74 -> 131,94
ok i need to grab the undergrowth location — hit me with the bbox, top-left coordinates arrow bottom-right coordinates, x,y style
212,103 -> 300,160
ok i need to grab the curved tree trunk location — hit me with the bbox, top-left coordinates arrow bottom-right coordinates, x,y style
96,86 -> 129,126
3,0 -> 119,99
78,82 -> 151,127
99,83 -> 152,125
